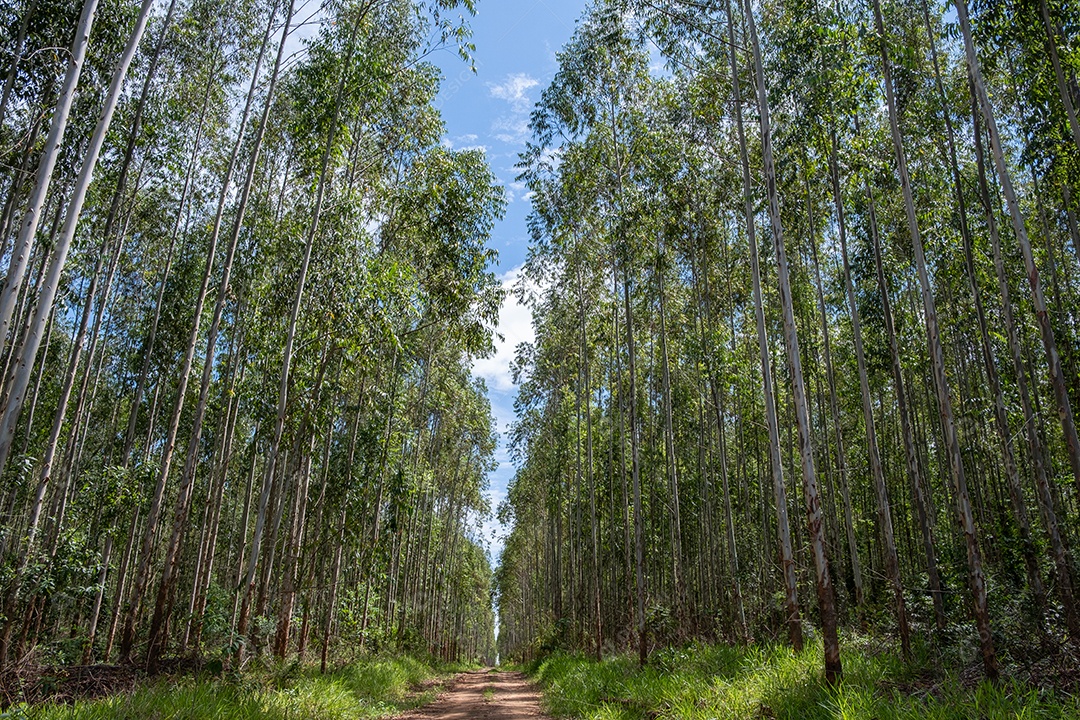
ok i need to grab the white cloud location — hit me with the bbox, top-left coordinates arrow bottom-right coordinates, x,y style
473,266 -> 534,392
493,117 -> 531,145
488,73 -> 539,112
442,133 -> 488,153
504,181 -> 528,204
488,73 -> 540,146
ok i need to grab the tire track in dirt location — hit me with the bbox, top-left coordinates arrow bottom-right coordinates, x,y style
396,669 -> 551,719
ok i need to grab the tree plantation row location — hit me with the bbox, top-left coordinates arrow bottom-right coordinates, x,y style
494,0 -> 1080,685
0,0 -> 505,686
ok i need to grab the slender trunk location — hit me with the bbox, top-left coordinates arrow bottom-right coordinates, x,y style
699,238 -> 747,640
120,59 -> 216,466
972,94 -> 1080,640
919,0 -> 1048,616
807,167 -> 863,612
321,506 -> 347,673
957,0 -> 1080,510
144,0 -> 284,666
81,536 -> 113,664
0,0 -> 97,354
237,2 -> 357,650
577,265 -> 601,660
828,130 -> 910,658
0,4 -> 153,665
876,0 -> 997,679
857,123 -> 946,632
0,0 -> 153,479
623,272 -> 646,667
655,241 -> 685,625
727,0 -> 801,653
746,1 -> 839,682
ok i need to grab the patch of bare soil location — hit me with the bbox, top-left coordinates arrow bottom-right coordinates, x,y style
396,669 -> 551,720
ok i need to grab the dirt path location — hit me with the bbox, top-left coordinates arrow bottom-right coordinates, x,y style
396,669 -> 551,719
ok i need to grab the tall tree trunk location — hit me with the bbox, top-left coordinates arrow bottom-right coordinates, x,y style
622,269 -> 646,667
0,0 -> 153,484
828,130 -> 910,658
0,0 -> 96,356
956,0 -> 1080,510
655,240 -> 685,626
972,91 -> 1080,641
577,264 -> 602,660
875,0 -> 998,679
81,536 -> 113,664
697,235 -> 748,641
725,0 -> 802,653
144,0 -> 286,666
921,0 -> 1048,616
237,0 -> 358,652
857,120 -> 946,632
807,167 -> 863,613
746,0 -> 840,683
0,0 -> 153,666
120,0 -> 274,662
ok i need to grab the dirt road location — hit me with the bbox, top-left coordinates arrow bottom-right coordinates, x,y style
396,669 -> 551,719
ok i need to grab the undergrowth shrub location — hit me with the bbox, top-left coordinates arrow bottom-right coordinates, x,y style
530,639 -> 1080,720
19,654 -> 458,720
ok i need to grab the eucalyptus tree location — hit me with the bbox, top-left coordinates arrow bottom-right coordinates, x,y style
144,0 -> 294,666
120,0 -> 281,662
0,0 -> 96,357
869,0 -> 998,679
0,0 -> 156,666
521,7 -> 663,663
0,0 -> 501,672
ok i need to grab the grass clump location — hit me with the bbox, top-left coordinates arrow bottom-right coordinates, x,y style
529,639 -> 1080,719
17,654 -> 455,719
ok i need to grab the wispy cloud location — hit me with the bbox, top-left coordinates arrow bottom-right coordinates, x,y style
488,73 -> 539,145
442,133 -> 488,153
488,73 -> 539,112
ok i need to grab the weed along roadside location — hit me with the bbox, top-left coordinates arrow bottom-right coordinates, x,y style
524,644 -> 1080,720
15,656 -> 469,719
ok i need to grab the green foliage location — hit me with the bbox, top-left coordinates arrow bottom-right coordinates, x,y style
25,655 -> 456,720
530,642 -> 1080,720
0,0 -> 501,679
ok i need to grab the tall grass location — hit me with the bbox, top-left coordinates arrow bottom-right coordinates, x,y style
530,639 -> 1080,719
14,655 -> 464,720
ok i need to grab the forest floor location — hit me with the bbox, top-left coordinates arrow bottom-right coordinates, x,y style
394,668 -> 550,719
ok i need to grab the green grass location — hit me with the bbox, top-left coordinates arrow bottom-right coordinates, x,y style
529,639 -> 1080,719
13,655 -> 467,720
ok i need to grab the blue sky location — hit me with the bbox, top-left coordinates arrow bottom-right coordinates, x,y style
432,0 -> 586,562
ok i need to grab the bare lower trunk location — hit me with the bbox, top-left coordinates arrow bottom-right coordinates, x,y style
827,132 -> 910,658
747,1 -> 840,682
972,91 -> 1080,640
0,0 -> 96,356
876,0 -> 997,680
726,0 -> 801,653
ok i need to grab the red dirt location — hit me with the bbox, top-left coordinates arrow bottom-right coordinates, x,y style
396,669 -> 551,720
